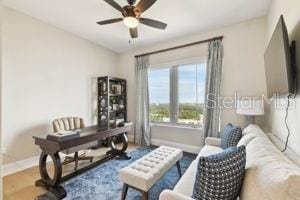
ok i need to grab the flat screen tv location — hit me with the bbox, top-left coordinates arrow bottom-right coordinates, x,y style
264,15 -> 296,98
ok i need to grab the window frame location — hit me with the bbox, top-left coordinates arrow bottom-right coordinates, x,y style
148,58 -> 207,128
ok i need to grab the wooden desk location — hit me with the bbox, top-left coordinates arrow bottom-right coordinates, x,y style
33,125 -> 132,199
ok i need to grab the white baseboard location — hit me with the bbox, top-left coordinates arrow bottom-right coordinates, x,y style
3,153 -> 66,176
3,155 -> 39,176
151,138 -> 201,154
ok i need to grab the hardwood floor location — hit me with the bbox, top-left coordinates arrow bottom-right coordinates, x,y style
3,143 -> 139,200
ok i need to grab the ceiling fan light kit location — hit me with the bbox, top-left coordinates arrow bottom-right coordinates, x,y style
123,17 -> 139,28
97,0 -> 167,38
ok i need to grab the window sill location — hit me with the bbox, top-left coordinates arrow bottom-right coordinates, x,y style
150,122 -> 203,131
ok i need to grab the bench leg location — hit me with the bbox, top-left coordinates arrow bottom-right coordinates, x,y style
141,191 -> 148,200
121,184 -> 128,200
176,161 -> 182,177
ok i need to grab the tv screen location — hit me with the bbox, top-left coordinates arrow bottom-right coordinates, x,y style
264,15 -> 294,98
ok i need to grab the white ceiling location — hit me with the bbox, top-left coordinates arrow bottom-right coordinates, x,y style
3,0 -> 271,53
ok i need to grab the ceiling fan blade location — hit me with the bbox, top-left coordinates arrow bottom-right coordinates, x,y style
97,18 -> 123,25
104,0 -> 123,12
130,28 -> 138,38
139,18 -> 167,30
135,0 -> 157,13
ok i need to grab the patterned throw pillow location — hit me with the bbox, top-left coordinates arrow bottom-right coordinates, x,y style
220,123 -> 242,149
192,146 -> 246,200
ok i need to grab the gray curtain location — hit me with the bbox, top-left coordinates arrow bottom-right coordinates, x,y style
135,56 -> 151,146
203,40 -> 224,138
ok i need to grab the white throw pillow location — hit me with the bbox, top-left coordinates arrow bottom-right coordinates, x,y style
242,124 -> 267,137
238,125 -> 267,147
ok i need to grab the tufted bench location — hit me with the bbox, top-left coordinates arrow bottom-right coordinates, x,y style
119,146 -> 183,200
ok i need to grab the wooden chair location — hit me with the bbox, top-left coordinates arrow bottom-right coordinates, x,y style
52,117 -> 97,170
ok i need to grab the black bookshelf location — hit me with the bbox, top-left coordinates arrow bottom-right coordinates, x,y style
98,76 -> 127,146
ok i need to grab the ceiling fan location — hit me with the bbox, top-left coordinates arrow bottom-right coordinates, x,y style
97,0 -> 167,39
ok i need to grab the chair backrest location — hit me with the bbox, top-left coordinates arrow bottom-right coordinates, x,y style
52,117 -> 85,133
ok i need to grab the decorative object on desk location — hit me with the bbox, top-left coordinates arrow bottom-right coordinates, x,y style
124,121 -> 133,127
115,118 -> 123,125
236,98 -> 264,126
118,121 -> 133,127
52,117 -> 96,171
98,76 -> 127,147
110,119 -> 117,128
116,118 -> 125,126
46,130 -> 80,142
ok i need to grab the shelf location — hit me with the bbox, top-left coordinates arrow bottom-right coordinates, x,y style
110,117 -> 125,120
110,110 -> 125,113
98,76 -> 127,128
109,94 -> 124,97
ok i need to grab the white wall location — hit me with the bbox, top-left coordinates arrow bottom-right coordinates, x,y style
1,7 -> 118,165
117,17 -> 267,151
0,1 -> 2,198
266,0 -> 300,155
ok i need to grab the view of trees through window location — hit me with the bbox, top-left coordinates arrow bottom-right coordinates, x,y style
149,62 -> 206,127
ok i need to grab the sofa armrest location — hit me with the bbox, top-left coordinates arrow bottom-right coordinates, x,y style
159,190 -> 195,200
205,137 -> 221,147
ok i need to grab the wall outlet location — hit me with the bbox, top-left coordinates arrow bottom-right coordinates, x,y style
2,147 -> 6,154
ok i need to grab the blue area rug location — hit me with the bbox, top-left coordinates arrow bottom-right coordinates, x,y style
60,147 -> 196,200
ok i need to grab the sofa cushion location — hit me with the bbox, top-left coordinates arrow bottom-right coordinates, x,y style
242,124 -> 268,138
238,124 -> 268,147
195,145 -> 223,161
174,160 -> 197,197
192,146 -> 246,200
237,133 -> 257,147
220,123 -> 242,149
240,136 -> 300,200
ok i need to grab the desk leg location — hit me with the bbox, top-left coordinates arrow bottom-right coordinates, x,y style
35,152 -> 66,199
106,133 -> 131,160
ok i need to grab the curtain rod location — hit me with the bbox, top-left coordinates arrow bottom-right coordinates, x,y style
135,36 -> 223,58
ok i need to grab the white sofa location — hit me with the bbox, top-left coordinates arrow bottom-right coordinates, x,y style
159,125 -> 300,200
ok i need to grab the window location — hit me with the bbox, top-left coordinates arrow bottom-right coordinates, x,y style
149,68 -> 170,122
148,61 -> 206,127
